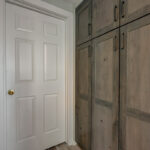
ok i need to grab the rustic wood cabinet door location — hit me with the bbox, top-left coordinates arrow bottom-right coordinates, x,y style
75,42 -> 92,150
120,0 -> 150,25
92,0 -> 119,38
92,30 -> 119,150
120,15 -> 150,150
76,1 -> 92,45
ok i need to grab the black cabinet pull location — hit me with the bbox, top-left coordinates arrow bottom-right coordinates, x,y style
121,32 -> 125,50
121,1 -> 125,18
88,45 -> 92,57
88,23 -> 92,36
114,35 -> 118,51
114,5 -> 118,22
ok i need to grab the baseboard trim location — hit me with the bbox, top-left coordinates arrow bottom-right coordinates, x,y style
67,140 -> 77,146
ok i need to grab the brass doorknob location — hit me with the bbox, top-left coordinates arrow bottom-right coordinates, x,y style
8,89 -> 15,95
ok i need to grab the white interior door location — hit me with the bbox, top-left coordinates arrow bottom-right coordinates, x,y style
6,3 -> 66,150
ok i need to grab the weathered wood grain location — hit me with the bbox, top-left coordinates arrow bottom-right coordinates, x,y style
121,0 -> 150,25
92,29 -> 119,150
75,42 -> 92,150
92,0 -> 119,38
120,15 -> 150,150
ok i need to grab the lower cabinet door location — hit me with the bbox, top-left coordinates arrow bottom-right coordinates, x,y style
75,42 -> 92,150
92,29 -> 119,150
120,14 -> 150,150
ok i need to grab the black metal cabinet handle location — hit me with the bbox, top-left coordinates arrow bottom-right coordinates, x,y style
121,32 -> 125,50
121,1 -> 125,18
114,35 -> 118,51
114,5 -> 118,22
88,45 -> 92,57
88,23 -> 92,36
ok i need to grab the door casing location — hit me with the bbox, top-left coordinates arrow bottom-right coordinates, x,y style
0,0 -> 75,150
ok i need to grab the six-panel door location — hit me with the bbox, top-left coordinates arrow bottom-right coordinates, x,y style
120,14 -> 150,150
120,0 -> 150,25
6,4 -> 66,150
92,0 -> 119,38
92,29 -> 119,150
76,0 -> 92,45
76,42 -> 92,150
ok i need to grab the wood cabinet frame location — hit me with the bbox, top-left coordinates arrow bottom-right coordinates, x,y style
92,29 -> 119,150
92,0 -> 120,38
75,41 -> 92,150
76,1 -> 92,45
120,15 -> 150,150
120,0 -> 150,25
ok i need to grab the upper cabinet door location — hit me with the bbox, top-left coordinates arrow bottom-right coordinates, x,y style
76,1 -> 92,45
92,0 -> 119,38
92,29 -> 119,150
120,15 -> 150,150
120,0 -> 150,25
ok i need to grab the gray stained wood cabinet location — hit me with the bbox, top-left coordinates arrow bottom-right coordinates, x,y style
92,0 -> 119,38
92,29 -> 119,150
76,0 -> 150,44
120,0 -> 150,25
76,1 -> 150,150
76,0 -> 92,45
120,15 -> 150,150
75,42 -> 92,150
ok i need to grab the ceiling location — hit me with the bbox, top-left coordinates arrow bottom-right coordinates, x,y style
42,0 -> 83,12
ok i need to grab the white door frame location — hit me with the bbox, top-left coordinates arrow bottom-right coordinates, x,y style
0,0 -> 75,150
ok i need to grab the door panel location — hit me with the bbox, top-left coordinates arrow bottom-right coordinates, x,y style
75,42 -> 92,150
92,104 -> 113,150
126,117 -> 150,150
92,0 -> 119,38
16,39 -> 33,80
78,98 -> 90,150
79,48 -> 89,96
120,15 -> 150,150
76,1 -> 91,45
120,0 -> 150,25
6,4 -> 65,150
95,38 -> 114,103
92,29 -> 119,150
